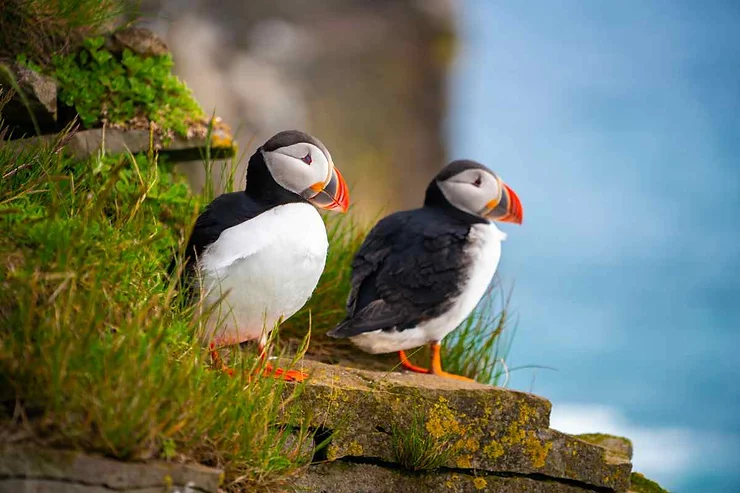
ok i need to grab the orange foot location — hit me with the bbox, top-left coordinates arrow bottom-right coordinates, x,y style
398,350 -> 429,374
430,369 -> 475,382
209,343 -> 235,376
398,342 -> 475,382
259,363 -> 308,382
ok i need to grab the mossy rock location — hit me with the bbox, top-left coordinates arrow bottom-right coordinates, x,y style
289,360 -> 632,492
5,124 -> 235,162
629,472 -> 670,493
0,444 -> 223,493
576,433 -> 633,460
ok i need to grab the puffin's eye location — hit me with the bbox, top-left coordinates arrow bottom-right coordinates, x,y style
473,176 -> 482,187
301,153 -> 312,165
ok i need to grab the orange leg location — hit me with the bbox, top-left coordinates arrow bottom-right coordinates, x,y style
209,342 -> 307,382
429,341 -> 475,382
255,343 -> 308,382
209,342 -> 234,376
398,350 -> 430,374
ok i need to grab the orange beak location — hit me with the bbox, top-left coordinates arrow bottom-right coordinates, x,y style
305,167 -> 350,213
484,183 -> 523,224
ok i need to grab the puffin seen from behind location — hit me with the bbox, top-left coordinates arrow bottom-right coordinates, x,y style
183,130 -> 349,381
327,160 -> 522,381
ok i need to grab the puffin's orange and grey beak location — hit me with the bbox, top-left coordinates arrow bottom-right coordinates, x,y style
304,167 -> 350,213
484,182 -> 523,224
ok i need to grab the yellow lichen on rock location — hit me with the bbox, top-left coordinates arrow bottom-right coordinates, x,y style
480,403 -> 552,468
425,396 -> 465,439
472,477 -> 488,490
347,441 -> 364,456
463,436 -> 480,453
455,454 -> 472,468
524,435 -> 552,468
482,440 -> 504,459
326,443 -> 339,461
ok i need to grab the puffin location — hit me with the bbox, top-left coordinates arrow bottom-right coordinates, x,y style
327,160 -> 522,381
182,130 -> 349,381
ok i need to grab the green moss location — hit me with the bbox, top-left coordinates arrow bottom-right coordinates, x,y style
630,472 -> 670,493
19,36 -> 204,137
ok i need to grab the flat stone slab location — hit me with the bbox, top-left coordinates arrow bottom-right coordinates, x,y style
290,360 -> 632,492
575,433 -> 633,461
105,27 -> 170,58
295,462 -> 599,493
3,123 -> 235,162
0,444 -> 222,493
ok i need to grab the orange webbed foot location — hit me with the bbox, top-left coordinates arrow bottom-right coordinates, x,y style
260,363 -> 308,382
430,370 -> 475,382
428,342 -> 476,383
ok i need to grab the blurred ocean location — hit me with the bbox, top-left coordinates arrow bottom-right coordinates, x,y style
449,1 -> 740,491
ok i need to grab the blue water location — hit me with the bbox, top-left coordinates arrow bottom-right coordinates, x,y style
449,1 -> 740,490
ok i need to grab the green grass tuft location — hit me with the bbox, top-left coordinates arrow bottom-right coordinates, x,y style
391,411 -> 461,471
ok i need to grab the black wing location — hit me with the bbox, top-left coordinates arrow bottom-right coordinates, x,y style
169,191 -> 269,278
328,208 -> 471,338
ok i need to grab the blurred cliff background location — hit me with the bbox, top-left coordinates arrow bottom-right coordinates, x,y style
135,0 -> 455,217
133,1 -> 739,491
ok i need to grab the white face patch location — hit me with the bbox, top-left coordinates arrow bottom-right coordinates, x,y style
436,168 -> 501,217
262,143 -> 332,195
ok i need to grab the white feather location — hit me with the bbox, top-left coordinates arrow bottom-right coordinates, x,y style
350,222 -> 507,354
198,203 -> 328,345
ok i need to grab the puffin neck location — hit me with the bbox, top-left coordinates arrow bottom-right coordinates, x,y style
244,150 -> 308,207
424,180 -> 488,225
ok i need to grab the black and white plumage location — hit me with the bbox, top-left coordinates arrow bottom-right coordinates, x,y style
327,160 -> 522,380
182,130 -> 349,355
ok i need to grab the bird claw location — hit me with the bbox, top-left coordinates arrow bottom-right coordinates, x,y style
260,363 -> 308,382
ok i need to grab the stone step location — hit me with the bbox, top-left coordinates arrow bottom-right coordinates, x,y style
2,123 -> 235,162
290,360 -> 633,492
0,444 -> 222,493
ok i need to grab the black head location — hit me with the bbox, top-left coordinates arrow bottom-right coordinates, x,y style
245,130 -> 349,212
425,160 -> 523,225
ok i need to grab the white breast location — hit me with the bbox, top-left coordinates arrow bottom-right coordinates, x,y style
197,203 -> 328,345
351,222 -> 506,354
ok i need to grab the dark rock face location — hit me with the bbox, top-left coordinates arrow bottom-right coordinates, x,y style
0,62 -> 58,135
